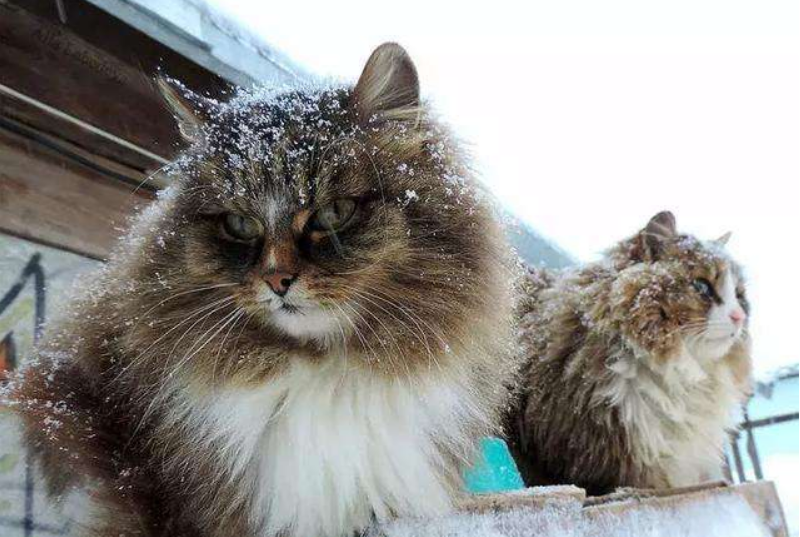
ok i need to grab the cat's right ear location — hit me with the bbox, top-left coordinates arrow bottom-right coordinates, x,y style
714,231 -> 732,247
156,77 -> 209,144
641,210 -> 677,260
352,43 -> 420,124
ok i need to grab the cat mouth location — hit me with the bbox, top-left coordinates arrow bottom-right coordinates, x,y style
268,298 -> 310,316
267,300 -> 340,340
255,291 -> 297,312
263,298 -> 300,314
254,288 -> 322,322
700,335 -> 735,347
705,330 -> 740,342
280,303 -> 301,314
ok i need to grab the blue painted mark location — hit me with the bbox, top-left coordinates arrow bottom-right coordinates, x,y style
463,437 -> 525,494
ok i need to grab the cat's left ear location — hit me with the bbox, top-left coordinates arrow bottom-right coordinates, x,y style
352,43 -> 420,123
714,231 -> 732,247
156,77 -> 214,144
641,210 -> 677,260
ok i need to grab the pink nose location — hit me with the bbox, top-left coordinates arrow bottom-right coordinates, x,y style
264,272 -> 296,297
729,309 -> 746,326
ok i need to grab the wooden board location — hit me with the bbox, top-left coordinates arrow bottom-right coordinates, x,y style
0,125 -> 154,260
0,0 -> 240,258
0,0 -> 229,172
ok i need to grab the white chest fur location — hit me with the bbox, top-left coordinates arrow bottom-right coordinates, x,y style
597,344 -> 741,486
183,359 -> 483,537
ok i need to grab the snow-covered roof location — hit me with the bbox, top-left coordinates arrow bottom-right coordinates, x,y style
85,0 -> 310,86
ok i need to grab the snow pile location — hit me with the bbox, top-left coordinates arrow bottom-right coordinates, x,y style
370,492 -> 772,537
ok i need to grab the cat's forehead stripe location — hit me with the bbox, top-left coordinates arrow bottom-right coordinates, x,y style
264,198 -> 282,233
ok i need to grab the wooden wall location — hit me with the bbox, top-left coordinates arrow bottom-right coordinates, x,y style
0,0 -> 230,259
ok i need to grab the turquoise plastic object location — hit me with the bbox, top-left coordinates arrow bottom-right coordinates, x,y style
463,437 -> 525,493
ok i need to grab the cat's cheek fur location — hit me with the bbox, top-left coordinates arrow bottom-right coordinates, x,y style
178,359 -> 485,537
694,269 -> 745,359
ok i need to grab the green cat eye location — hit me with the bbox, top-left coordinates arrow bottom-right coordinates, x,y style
309,199 -> 357,233
222,213 -> 262,241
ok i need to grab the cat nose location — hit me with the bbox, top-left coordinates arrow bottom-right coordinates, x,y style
263,272 -> 296,297
729,309 -> 746,326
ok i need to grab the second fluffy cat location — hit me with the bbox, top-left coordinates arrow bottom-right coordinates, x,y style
508,211 -> 753,494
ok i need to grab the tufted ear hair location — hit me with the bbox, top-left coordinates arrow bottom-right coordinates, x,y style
352,43 -> 420,123
641,210 -> 677,260
156,77 -> 214,144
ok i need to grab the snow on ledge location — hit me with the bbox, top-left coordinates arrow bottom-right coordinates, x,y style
369,482 -> 786,537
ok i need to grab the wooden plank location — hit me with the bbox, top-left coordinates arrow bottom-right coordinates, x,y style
0,115 -> 167,190
17,0 -> 231,95
0,127 -> 154,260
0,0 -> 228,172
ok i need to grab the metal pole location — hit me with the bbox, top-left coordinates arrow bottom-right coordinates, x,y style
730,432 -> 747,482
743,408 -> 764,480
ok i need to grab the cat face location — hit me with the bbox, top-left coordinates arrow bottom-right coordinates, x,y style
607,211 -> 749,361
147,45 -> 506,370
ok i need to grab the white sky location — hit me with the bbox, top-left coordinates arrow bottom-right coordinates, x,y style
209,0 -> 799,376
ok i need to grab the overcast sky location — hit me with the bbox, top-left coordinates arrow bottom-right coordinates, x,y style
209,0 -> 799,376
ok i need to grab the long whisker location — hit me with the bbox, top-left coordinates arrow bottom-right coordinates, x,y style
344,287 -> 442,372
338,302 -> 386,365
330,302 -> 367,357
137,283 -> 238,320
169,306 -> 244,379
211,308 -> 247,383
326,304 -> 349,371
113,295 -> 236,384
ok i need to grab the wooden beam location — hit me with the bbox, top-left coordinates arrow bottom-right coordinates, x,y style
0,0 -> 239,257
0,0 -> 228,173
0,126 -> 154,260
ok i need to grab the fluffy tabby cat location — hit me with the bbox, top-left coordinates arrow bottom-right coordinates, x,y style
507,211 -> 753,495
6,44 -> 517,537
